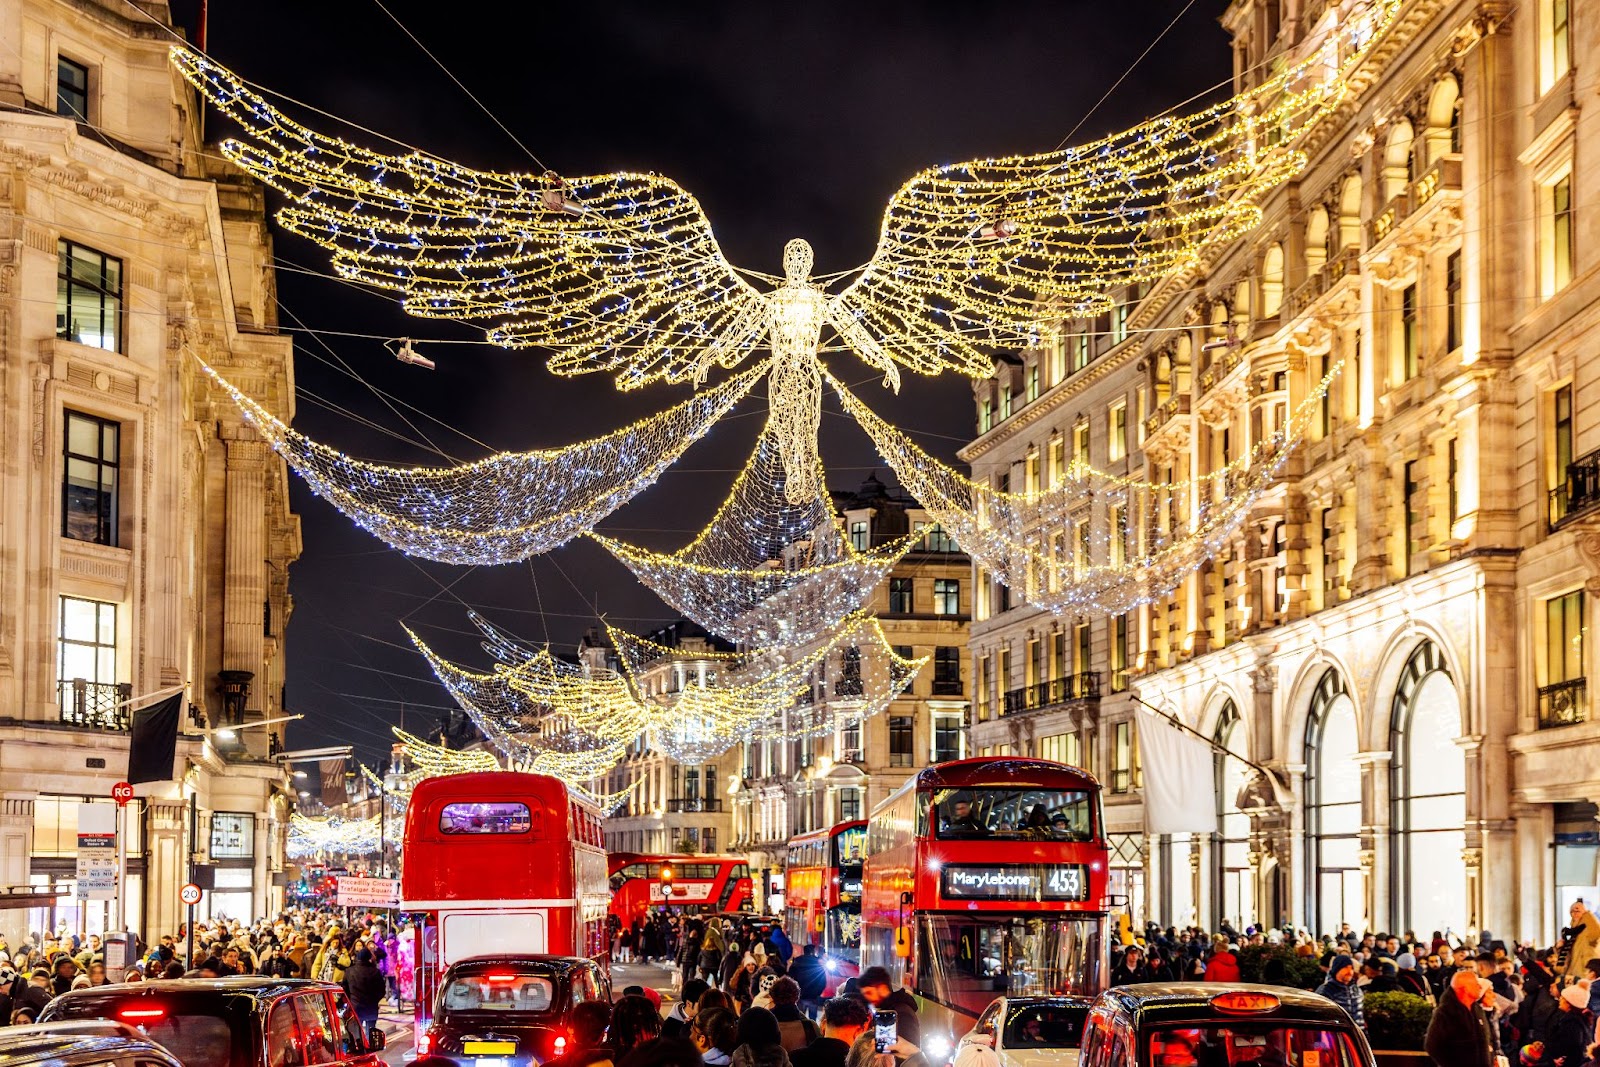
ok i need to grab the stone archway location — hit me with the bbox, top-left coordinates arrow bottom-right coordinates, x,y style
1389,640 -> 1468,937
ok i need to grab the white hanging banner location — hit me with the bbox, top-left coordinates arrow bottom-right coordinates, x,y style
1135,713 -> 1219,836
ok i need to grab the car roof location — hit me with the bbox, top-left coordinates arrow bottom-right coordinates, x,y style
447,955 -> 591,972
1000,995 -> 1096,1010
45,976 -> 335,1009
0,1020 -> 183,1066
1096,982 -> 1356,1029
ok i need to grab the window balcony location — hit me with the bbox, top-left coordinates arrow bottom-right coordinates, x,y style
666,798 -> 724,813
1538,679 -> 1587,729
1550,451 -> 1600,529
1143,393 -> 1191,441
1002,672 -> 1102,716
59,679 -> 132,730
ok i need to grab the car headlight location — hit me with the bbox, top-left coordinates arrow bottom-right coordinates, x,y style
824,959 -> 838,973
924,1035 -> 952,1061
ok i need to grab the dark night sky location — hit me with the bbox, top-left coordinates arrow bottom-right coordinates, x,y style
188,1 -> 1233,770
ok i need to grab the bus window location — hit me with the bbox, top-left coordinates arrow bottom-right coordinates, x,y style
916,914 -> 1103,1016
438,801 -> 533,835
836,826 -> 866,867
931,788 -> 1093,840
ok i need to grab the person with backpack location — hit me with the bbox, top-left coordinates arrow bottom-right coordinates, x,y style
769,978 -> 821,1052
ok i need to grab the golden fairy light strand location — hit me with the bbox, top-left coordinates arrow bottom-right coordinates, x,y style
196,353 -> 766,563
589,419 -> 913,646
172,1 -> 1401,497
827,362 -> 1342,617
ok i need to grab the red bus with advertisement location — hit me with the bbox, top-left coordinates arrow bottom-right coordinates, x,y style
783,820 -> 865,992
860,758 -> 1110,1061
402,772 -> 610,1049
607,853 -> 753,924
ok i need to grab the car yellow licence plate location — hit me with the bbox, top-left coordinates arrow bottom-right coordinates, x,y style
464,1041 -> 517,1054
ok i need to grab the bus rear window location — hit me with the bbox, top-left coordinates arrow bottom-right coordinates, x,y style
1145,1025 -> 1363,1066
439,801 -> 532,834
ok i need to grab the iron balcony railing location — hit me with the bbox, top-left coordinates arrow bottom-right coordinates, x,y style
1537,679 -> 1587,729
666,798 -> 724,813
1550,451 -> 1600,529
1002,672 -> 1102,715
59,679 -> 132,730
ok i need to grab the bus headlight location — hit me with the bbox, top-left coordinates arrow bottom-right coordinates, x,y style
824,959 -> 838,973
924,1035 -> 952,1062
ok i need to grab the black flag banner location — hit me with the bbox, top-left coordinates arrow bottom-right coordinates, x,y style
320,758 -> 348,807
127,693 -> 182,784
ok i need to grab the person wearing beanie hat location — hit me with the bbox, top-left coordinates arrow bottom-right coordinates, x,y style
951,1040 -> 1000,1067
1395,952 -> 1430,999
1316,954 -> 1364,1031
1520,1039 -> 1546,1065
1545,981 -> 1592,1067
1425,969 -> 1495,1067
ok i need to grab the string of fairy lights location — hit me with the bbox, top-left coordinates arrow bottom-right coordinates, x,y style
179,0 -> 1404,797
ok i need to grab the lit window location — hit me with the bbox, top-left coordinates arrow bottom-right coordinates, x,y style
1551,383 -> 1574,523
56,56 -> 89,121
1111,302 -> 1130,345
63,410 -> 119,546
1112,721 -> 1134,794
1072,333 -> 1090,373
57,595 -> 119,727
1400,284 -> 1418,380
1109,401 -> 1128,462
1539,0 -> 1571,96
1050,437 -> 1066,487
1545,590 -> 1584,686
980,397 -> 993,433
850,520 -> 869,552
1027,363 -> 1040,402
1074,422 -> 1090,466
1445,251 -> 1462,352
57,240 -> 123,352
1111,614 -> 1130,693
933,578 -> 961,615
922,523 -> 954,552
1540,172 -> 1575,299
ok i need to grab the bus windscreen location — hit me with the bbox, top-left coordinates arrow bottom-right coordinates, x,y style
836,825 -> 866,867
931,788 -> 1092,840
916,914 -> 1103,1014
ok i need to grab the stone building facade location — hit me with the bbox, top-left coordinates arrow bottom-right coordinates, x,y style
0,0 -> 299,941
729,476 -> 971,907
966,0 -> 1600,945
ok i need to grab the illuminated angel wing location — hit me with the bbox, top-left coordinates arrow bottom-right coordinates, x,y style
830,0 -> 1402,379
172,49 -> 768,390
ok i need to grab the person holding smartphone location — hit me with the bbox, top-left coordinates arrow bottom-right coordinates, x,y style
856,967 -> 921,1046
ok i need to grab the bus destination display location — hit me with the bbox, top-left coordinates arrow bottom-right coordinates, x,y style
940,864 -> 1089,902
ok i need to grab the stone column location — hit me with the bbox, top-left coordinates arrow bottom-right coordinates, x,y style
221,427 -> 267,720
1358,751 -> 1393,931
1284,765 -> 1308,927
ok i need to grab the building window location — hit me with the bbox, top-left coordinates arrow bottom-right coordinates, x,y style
839,789 -> 861,823
1025,451 -> 1040,493
889,577 -> 914,614
1109,401 -> 1128,462
933,578 -> 960,615
1540,0 -> 1571,96
977,654 -> 991,720
1542,590 -> 1586,727
1447,438 -> 1460,525
1400,283 -> 1419,381
922,523 -> 954,552
57,240 -> 123,352
980,397 -> 993,433
1075,622 -> 1091,676
1075,521 -> 1091,578
1540,173 -> 1575,299
1074,422 -> 1090,466
933,646 -> 962,694
1027,363 -> 1040,403
1445,250 -> 1462,352
1049,437 -> 1066,487
999,385 -> 1012,421
1111,721 -> 1134,794
63,411 -> 120,546
841,716 -> 862,759
1109,505 -> 1127,568
1111,614 -> 1130,692
1552,383 -> 1574,523
1111,301 -> 1130,345
1072,333 -> 1090,373
56,56 -> 89,121
888,716 -> 914,767
1402,460 -> 1421,574
210,813 -> 255,860
57,595 -> 122,727
850,520 -> 869,552
932,714 -> 963,764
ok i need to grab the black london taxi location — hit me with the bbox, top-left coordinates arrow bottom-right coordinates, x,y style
39,976 -> 386,1067
1078,984 -> 1376,1067
0,1020 -> 185,1067
419,954 -> 611,1067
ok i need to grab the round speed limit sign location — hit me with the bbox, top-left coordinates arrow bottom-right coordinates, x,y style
180,883 -> 202,906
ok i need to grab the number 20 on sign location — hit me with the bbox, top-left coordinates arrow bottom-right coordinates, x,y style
180,883 -> 202,906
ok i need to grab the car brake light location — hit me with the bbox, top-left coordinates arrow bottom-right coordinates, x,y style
554,1036 -> 568,1055
1210,991 -> 1280,1013
417,1031 -> 433,1056
486,973 -> 520,982
120,1008 -> 167,1019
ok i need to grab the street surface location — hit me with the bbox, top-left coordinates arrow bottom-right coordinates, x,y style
377,959 -> 680,1065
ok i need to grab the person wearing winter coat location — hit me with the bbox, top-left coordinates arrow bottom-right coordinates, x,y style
1204,938 -> 1241,983
1396,953 -> 1431,1000
342,948 -> 387,1030
1517,964 -> 1563,1045
731,1007 -> 792,1067
788,945 -> 829,1014
662,979 -> 708,1040
1315,955 -> 1365,1031
700,920 -> 726,983
312,934 -> 350,985
1560,901 -> 1600,981
769,978 -> 821,1052
1424,970 -> 1495,1067
1543,983 -> 1592,1067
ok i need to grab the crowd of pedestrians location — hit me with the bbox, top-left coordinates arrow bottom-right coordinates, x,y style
0,908 -> 411,1028
1108,901 -> 1600,1067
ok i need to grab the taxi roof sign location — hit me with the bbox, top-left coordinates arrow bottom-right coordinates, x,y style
1210,991 -> 1280,1014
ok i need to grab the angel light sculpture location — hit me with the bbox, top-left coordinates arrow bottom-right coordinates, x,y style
172,0 -> 1397,510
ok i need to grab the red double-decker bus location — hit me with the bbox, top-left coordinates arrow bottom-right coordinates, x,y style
861,758 -> 1110,1057
783,820 -> 866,990
402,772 -> 610,1046
607,853 -> 753,925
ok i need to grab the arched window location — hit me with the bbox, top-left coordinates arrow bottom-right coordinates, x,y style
1383,120 -> 1416,202
1390,641 -> 1467,937
1305,208 -> 1330,275
1261,245 -> 1285,317
1424,77 -> 1462,165
1305,669 -> 1362,937
1214,701 -> 1254,929
1338,176 -> 1364,251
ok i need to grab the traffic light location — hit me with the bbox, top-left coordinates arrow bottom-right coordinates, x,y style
658,864 -> 674,905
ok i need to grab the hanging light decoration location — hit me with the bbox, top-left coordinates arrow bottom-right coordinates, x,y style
287,813 -> 383,860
